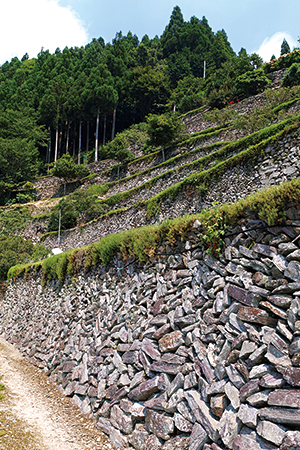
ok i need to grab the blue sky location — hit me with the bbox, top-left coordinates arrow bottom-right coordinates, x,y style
1,0 -> 299,65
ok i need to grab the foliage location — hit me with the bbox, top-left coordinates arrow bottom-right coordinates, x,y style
105,133 -> 134,163
199,203 -> 227,256
9,177 -> 300,286
0,207 -> 32,234
235,69 -> 271,99
265,49 -> 300,73
0,234 -> 49,280
51,153 -> 89,180
281,38 -> 291,55
145,113 -> 184,148
202,107 -> 238,126
47,188 -> 108,232
282,63 -> 300,87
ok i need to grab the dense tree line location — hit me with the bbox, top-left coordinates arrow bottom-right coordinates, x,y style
0,6 -> 274,192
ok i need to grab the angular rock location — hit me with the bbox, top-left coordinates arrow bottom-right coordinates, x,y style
259,372 -> 285,389
128,425 -> 149,450
145,409 -> 174,440
110,404 -> 133,435
268,389 -> 300,408
158,331 -> 184,353
225,382 -> 240,410
218,407 -> 240,449
259,407 -> 300,425
257,420 -> 286,446
185,390 -> 219,441
280,430 -> 300,450
174,412 -> 193,433
247,390 -> 270,408
189,423 -> 208,450
109,426 -> 128,449
161,436 -> 190,450
283,366 -> 300,386
238,404 -> 258,428
128,375 -> 167,401
237,306 -> 277,327
210,394 -> 228,418
228,284 -> 259,307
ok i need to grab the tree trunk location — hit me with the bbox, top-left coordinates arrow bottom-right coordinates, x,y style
86,120 -> 89,153
103,114 -> 106,146
111,107 -> 116,140
47,126 -> 51,165
73,124 -> 76,156
162,147 -> 165,162
66,119 -> 70,153
78,120 -> 82,164
95,111 -> 99,163
54,121 -> 58,162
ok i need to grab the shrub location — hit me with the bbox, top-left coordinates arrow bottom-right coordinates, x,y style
235,69 -> 271,99
282,63 -> 300,87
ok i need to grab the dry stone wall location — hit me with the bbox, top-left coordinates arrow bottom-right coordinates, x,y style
1,210 -> 300,450
42,131 -> 300,253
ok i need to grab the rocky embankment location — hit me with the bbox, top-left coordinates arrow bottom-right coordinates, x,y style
1,205 -> 300,449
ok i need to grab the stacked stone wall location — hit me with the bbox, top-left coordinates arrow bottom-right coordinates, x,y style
1,208 -> 300,449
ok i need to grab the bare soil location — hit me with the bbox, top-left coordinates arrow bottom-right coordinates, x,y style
0,337 -> 114,450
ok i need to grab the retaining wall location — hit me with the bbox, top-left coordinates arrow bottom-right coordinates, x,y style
1,207 -> 300,449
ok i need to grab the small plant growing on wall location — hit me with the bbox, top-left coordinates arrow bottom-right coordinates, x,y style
199,203 -> 227,256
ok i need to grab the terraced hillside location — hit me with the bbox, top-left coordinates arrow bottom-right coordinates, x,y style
2,74 -> 300,256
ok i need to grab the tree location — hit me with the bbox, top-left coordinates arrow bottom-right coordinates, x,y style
146,113 -> 184,160
281,38 -> 291,55
51,153 -> 89,181
235,69 -> 271,99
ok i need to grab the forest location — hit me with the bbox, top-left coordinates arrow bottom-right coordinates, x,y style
0,5 -> 299,200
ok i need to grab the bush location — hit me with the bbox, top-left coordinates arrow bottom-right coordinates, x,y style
282,63 -> 300,87
0,235 -> 49,280
47,188 -> 108,232
235,69 -> 271,99
51,153 -> 89,181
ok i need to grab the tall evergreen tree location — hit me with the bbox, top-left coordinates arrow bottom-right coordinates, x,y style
281,38 -> 291,55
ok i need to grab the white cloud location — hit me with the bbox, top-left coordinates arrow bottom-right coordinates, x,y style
0,0 -> 89,64
256,32 -> 298,62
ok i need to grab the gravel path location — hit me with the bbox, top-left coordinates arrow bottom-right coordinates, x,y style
0,336 -> 114,450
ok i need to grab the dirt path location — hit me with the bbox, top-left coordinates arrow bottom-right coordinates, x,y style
0,337 -> 115,450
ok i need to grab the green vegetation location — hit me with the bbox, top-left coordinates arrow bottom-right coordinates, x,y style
8,178 -> 300,286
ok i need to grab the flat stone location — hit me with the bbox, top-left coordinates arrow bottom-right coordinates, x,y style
205,380 -> 227,396
110,404 -> 133,435
174,412 -> 193,433
238,404 -> 258,428
128,425 -> 149,450
109,426 -> 128,449
252,244 -> 277,257
284,261 -> 300,282
249,364 -> 270,379
228,284 -> 258,307
272,254 -> 288,272
232,434 -> 277,450
158,331 -> 184,353
237,306 -> 277,327
189,423 -> 208,450
145,409 -> 174,440
240,341 -> 258,360
161,436 -> 190,450
247,390 -> 270,407
185,389 -> 219,441
280,430 -> 300,450
259,301 -> 287,319
141,338 -> 161,360
259,372 -> 285,389
226,364 -> 245,389
144,392 -> 168,411
218,407 -> 240,449
128,375 -> 167,401
176,399 -> 195,422
210,394 -> 228,418
259,407 -> 300,425
225,382 -> 240,410
165,388 -> 185,413
240,380 -> 260,402
149,362 -> 182,375
267,295 -> 292,309
283,366 -> 300,386
268,389 -> 300,408
145,434 -> 162,450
